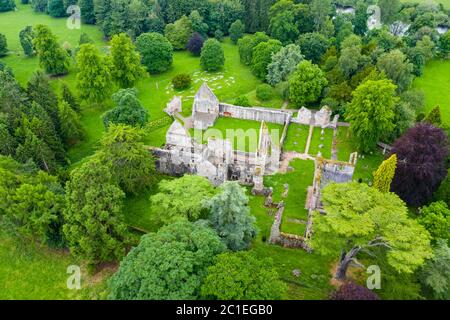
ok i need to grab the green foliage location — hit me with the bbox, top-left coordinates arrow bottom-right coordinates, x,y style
61,82 -> 80,113
79,0 -> 95,24
234,95 -> 251,107
201,251 -> 287,299
19,26 -> 34,57
0,34 -> 8,57
200,39 -> 225,72
434,171 -> 449,206
188,10 -> 208,37
96,124 -> 155,195
229,19 -> 245,44
418,201 -> 450,242
76,43 -> 112,103
251,39 -> 282,79
214,29 -> 224,42
377,49 -> 414,92
171,74 -> 191,90
102,88 -> 148,129
164,15 -> 193,50
373,154 -> 397,193
297,32 -> 329,64
47,0 -> 65,18
135,32 -> 173,74
379,0 -> 400,24
58,101 -> 83,146
63,158 -> 129,267
33,24 -> 69,75
256,84 -> 273,101
266,44 -> 303,85
424,106 -> 442,126
268,0 -> 300,45
108,220 -> 225,300
346,79 -> 397,153
78,32 -> 93,46
419,239 -> 450,300
207,181 -> 257,251
289,60 -> 327,107
238,32 -> 270,66
439,31 -> 450,58
150,175 -> 215,225
110,33 -> 144,88
0,0 -> 15,12
31,0 -> 47,12
311,182 -> 432,277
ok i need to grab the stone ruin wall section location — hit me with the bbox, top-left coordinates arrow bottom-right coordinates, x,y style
219,103 -> 291,125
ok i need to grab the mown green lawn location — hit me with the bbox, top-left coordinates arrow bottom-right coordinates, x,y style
283,123 -> 310,153
308,127 -> 334,159
412,59 -> 450,125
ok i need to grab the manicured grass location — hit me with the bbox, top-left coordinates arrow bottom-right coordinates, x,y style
412,59 -> 450,125
335,126 -> 353,162
193,117 -> 284,152
308,127 -> 334,159
0,229 -> 110,300
283,123 -> 310,153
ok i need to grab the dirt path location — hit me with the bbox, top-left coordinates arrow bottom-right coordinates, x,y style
304,125 -> 314,155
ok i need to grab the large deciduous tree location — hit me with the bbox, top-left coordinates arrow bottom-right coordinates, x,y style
297,32 -> 329,64
377,49 -> 414,92
108,220 -> 225,300
164,15 -> 193,50
311,182 -> 432,280
33,24 -> 69,75
200,39 -> 225,72
418,201 -> 450,243
390,123 -> 448,207
150,175 -> 215,225
238,32 -> 270,66
266,44 -> 303,86
102,88 -> 148,128
201,251 -> 287,299
136,32 -> 173,74
76,43 -> 112,103
346,79 -> 397,153
110,33 -> 144,88
229,19 -> 245,44
63,158 -> 129,267
251,39 -> 282,79
289,60 -> 327,107
207,181 -> 257,251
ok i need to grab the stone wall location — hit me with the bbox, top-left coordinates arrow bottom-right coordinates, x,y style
293,106 -> 338,128
219,103 -> 292,125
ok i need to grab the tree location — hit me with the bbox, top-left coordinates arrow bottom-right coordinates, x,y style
439,31 -> 450,58
102,88 -> 148,128
418,201 -> 450,242
377,50 -> 414,92
108,220 -> 225,300
424,106 -> 442,126
310,0 -> 332,32
207,181 -> 257,251
311,182 -> 432,280
19,26 -> 34,57
110,33 -> 144,88
201,251 -> 287,299
79,0 -> 95,24
76,43 -> 112,103
200,39 -> 225,72
390,123 -> 448,207
346,79 -> 397,153
61,82 -> 80,113
31,0 -> 47,12
63,158 -> 129,267
0,0 -> 15,11
434,171 -> 449,206
379,0 -> 401,25
416,35 -> 435,63
0,34 -> 7,57
331,282 -> 379,300
266,44 -> 303,85
297,32 -> 329,64
79,32 -> 94,45
420,239 -> 450,300
164,15 -> 193,50
58,101 -> 83,145
150,175 -> 215,225
186,32 -> 204,56
353,1 -> 368,36
251,39 -> 282,79
289,60 -> 328,107
208,0 -> 245,34
268,0 -> 299,45
96,124 -> 155,194
229,20 -> 245,44
47,0 -> 65,17
188,10 -> 208,37
373,154 -> 397,193
136,32 -> 173,74
238,32 -> 270,66
33,24 -> 69,75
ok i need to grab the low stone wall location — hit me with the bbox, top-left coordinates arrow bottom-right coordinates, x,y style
219,103 -> 291,125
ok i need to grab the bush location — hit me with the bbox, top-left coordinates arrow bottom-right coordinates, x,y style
186,32 -> 204,56
172,73 -> 191,90
256,84 -> 273,101
234,95 -> 251,107
214,29 -> 224,42
229,20 -> 244,44
0,34 -> 8,57
200,39 -> 225,71
0,0 -> 15,12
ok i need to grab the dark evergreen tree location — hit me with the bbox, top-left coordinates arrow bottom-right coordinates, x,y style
186,32 -> 204,56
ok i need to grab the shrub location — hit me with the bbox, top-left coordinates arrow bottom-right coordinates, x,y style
256,84 -> 273,101
186,32 -> 204,56
234,95 -> 251,107
200,39 -> 225,71
214,29 -> 224,42
331,282 -> 380,300
172,73 -> 191,90
0,0 -> 15,12
0,34 -> 8,57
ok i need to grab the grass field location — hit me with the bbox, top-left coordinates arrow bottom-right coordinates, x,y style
283,124 -> 310,153
412,59 -> 450,125
308,127 -> 334,159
